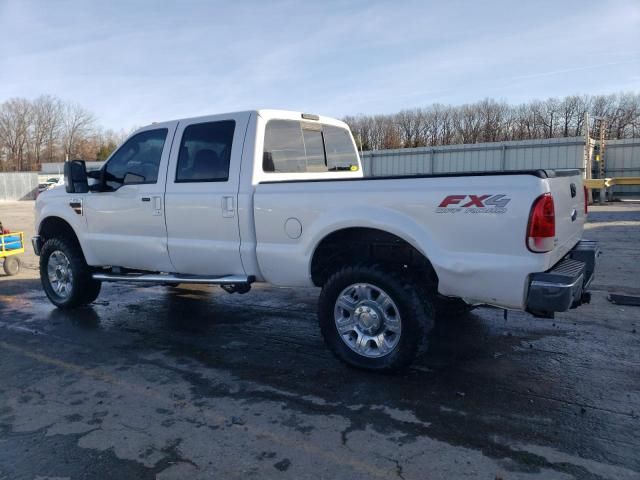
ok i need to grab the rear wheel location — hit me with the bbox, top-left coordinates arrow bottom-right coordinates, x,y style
318,265 -> 434,372
40,237 -> 101,308
3,256 -> 20,276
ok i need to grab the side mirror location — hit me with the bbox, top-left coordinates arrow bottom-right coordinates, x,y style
64,160 -> 89,194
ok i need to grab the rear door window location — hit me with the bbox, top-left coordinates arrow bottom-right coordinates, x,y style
176,120 -> 235,182
263,120 -> 358,173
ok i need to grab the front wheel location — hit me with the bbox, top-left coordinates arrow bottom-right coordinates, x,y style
318,265 -> 434,372
40,237 -> 101,309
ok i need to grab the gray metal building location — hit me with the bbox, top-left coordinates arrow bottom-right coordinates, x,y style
361,137 -> 639,197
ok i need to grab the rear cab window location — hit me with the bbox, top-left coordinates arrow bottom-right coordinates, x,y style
263,120 -> 359,174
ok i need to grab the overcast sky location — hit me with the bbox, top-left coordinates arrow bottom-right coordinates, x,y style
0,0 -> 638,130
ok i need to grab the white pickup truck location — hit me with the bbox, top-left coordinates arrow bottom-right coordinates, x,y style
33,110 -> 598,371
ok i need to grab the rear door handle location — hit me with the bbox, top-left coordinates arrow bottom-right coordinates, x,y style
153,196 -> 162,215
222,196 -> 235,218
141,197 -> 151,202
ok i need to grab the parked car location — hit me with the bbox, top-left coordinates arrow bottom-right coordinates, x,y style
32,110 -> 598,371
37,182 -> 55,194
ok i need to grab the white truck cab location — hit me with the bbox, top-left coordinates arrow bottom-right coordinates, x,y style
33,110 -> 598,371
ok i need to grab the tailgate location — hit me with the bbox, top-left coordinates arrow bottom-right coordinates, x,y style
546,170 -> 586,265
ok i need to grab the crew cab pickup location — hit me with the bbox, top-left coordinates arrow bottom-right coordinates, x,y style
33,110 -> 598,371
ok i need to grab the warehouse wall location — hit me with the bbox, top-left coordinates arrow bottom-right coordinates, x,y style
41,161 -> 104,174
606,139 -> 640,196
361,137 -> 640,197
0,172 -> 38,201
361,137 -> 587,176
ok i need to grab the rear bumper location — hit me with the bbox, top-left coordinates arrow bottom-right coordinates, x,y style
526,240 -> 599,318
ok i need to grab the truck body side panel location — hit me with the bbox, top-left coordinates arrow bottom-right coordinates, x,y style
253,174 -> 570,309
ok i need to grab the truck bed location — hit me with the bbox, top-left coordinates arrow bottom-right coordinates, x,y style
251,169 -> 585,310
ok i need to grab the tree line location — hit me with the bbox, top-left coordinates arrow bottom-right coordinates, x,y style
2,92 -> 639,171
0,95 -> 127,172
343,92 -> 640,151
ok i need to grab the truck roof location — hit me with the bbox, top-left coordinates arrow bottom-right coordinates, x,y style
146,109 -> 349,130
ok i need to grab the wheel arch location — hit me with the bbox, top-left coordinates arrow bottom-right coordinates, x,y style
310,226 -> 438,288
39,216 -> 79,243
37,215 -> 92,263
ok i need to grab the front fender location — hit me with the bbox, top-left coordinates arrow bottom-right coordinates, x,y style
36,193 -> 96,264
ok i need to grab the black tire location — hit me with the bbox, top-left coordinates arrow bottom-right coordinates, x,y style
3,256 -> 20,276
318,264 -> 435,372
40,237 -> 101,308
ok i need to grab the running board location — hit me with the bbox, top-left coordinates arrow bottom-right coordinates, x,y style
92,273 -> 254,285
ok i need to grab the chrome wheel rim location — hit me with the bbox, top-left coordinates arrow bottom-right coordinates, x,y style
334,283 -> 402,358
47,250 -> 73,299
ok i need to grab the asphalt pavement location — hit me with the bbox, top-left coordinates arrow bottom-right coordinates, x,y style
0,201 -> 639,480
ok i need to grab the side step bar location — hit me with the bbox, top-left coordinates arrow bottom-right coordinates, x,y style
92,273 -> 254,285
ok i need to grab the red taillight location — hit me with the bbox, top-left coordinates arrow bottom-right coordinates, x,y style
527,193 -> 555,253
583,185 -> 588,215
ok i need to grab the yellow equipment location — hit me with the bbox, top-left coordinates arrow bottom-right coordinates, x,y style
0,231 -> 24,276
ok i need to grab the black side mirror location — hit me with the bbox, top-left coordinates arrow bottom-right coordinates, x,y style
64,160 -> 89,194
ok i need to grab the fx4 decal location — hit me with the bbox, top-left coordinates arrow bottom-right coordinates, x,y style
436,194 -> 511,214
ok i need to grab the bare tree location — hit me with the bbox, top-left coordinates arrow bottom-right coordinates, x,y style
558,96 -> 579,138
345,92 -> 639,152
0,95 -> 122,170
395,109 -> 425,148
533,98 -> 560,139
454,104 -> 482,144
610,92 -> 639,139
478,99 -> 508,142
0,98 -> 32,170
62,102 -> 95,160
31,95 -> 63,167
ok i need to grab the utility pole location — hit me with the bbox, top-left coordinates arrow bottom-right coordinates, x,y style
592,116 -> 608,204
584,112 -> 593,204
